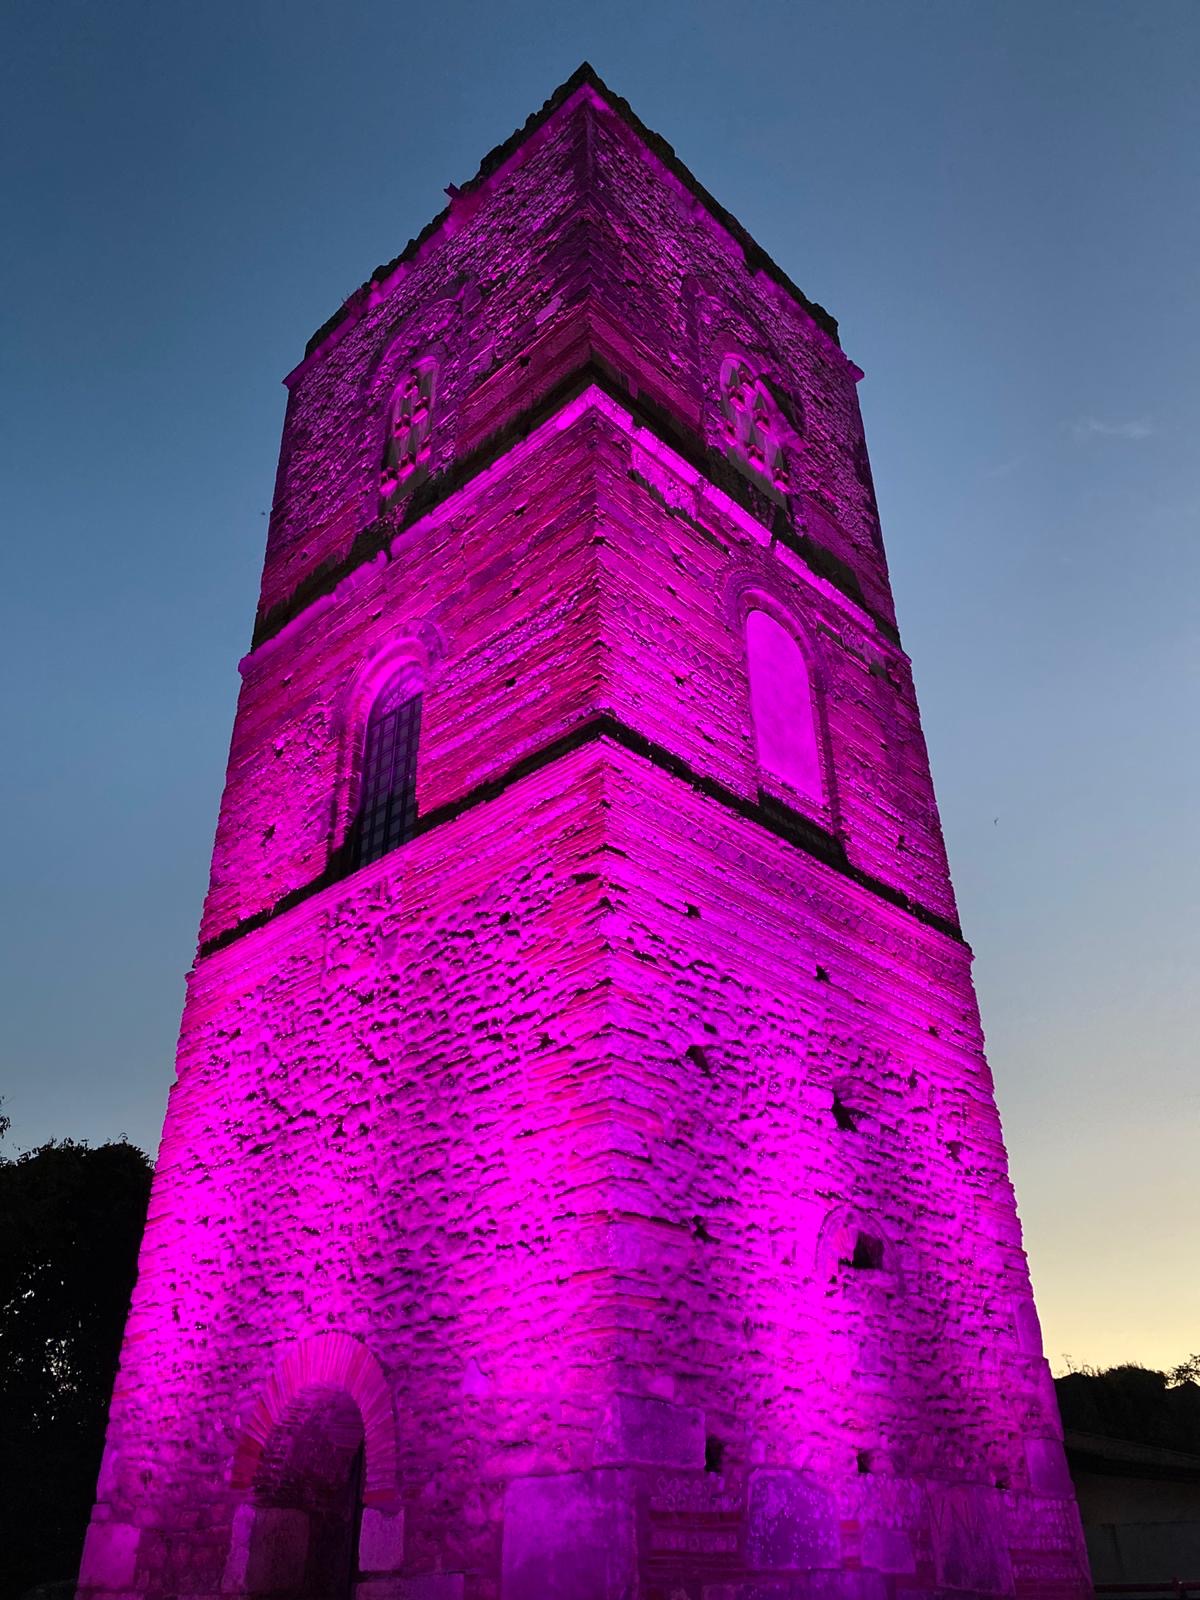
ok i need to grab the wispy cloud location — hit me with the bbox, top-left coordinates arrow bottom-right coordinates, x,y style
1072,417 -> 1154,441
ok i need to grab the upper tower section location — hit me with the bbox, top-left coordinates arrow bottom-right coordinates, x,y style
257,65 -> 893,648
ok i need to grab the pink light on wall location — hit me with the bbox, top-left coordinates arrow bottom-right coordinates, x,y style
77,64 -> 1089,1600
379,360 -> 437,499
746,606 -> 823,803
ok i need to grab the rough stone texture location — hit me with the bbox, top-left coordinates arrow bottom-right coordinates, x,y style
222,1505 -> 309,1594
501,1471 -> 638,1600
930,1485 -> 1014,1593
1024,1438 -> 1075,1499
79,65 -> 1089,1600
359,1509 -> 407,1574
858,1524 -> 916,1575
79,1522 -> 141,1591
745,1470 -> 841,1571
357,1580 -> 464,1600
594,1394 -> 705,1469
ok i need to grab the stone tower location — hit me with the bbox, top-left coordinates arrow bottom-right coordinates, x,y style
79,67 -> 1089,1600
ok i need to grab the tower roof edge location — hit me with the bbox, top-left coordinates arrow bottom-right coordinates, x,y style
557,65 -> 841,348
296,63 -> 842,374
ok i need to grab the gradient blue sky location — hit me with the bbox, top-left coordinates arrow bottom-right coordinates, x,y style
2,0 -> 1197,1372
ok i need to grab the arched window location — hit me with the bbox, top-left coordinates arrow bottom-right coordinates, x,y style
815,1207 -> 898,1289
350,677 -> 422,869
745,609 -> 823,804
236,1391 -> 365,1599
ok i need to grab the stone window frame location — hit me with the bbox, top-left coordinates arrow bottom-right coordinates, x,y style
365,327 -> 450,513
815,1205 -> 904,1297
715,347 -> 803,497
378,357 -> 439,502
731,583 -> 838,835
348,681 -> 423,870
329,630 -> 444,874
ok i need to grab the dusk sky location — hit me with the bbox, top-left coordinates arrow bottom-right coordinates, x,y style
2,0 -> 1196,1374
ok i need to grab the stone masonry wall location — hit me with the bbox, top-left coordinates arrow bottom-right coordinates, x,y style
259,85 -> 890,645
202,403 -> 951,950
83,731 -> 1081,1598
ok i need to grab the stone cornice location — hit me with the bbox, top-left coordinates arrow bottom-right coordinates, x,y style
248,371 -> 900,661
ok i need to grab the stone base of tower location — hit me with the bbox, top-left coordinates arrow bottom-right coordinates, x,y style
79,1407 -> 1091,1600
498,1462 -> 907,1599
74,734 -> 1094,1600
77,1486 -> 1091,1600
496,1460 -> 1092,1600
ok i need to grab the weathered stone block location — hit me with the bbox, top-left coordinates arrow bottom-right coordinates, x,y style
705,1576 -> 886,1600
501,1470 -> 637,1600
1025,1436 -> 1074,1498
593,1392 -> 705,1469
703,1584 -> 804,1600
805,1577 -> 888,1600
356,1578 -> 464,1600
744,1469 -> 840,1571
359,1507 -> 406,1573
860,1523 -> 916,1574
930,1484 -> 1014,1594
222,1504 -> 308,1594
79,1519 -> 141,1590
1014,1298 -> 1044,1358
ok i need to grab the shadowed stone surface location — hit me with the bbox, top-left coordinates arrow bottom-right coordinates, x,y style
358,1509 -> 406,1574
79,1523 -> 140,1592
594,1393 -> 706,1469
501,1471 -> 637,1600
222,1506 -> 308,1594
931,1486 -> 1013,1594
745,1469 -> 841,1571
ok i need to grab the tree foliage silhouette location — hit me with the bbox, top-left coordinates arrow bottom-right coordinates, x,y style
0,1136 -> 152,1599
1056,1361 -> 1200,1457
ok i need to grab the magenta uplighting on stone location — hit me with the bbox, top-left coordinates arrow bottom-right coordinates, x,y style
78,65 -> 1090,1600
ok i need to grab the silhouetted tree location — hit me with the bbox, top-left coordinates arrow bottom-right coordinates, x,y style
0,1137 -> 152,1600
1056,1361 -> 1200,1457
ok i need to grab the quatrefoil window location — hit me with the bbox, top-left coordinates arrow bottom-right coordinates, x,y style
719,357 -> 792,491
380,363 -> 437,498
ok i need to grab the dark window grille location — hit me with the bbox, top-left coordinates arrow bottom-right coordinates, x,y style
350,687 -> 422,869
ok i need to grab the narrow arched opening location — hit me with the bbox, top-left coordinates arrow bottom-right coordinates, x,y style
348,670 -> 423,871
245,1386 -> 366,1599
745,608 -> 824,805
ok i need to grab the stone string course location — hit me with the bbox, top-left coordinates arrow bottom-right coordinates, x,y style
79,66 -> 1089,1600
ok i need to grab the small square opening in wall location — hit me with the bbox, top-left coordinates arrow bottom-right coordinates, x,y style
686,1043 -> 713,1077
831,1091 -> 860,1132
848,1232 -> 885,1271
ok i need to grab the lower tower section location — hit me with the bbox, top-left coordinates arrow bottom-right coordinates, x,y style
78,741 -> 1088,1600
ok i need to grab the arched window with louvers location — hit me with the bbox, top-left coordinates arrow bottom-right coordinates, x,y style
348,671 -> 424,870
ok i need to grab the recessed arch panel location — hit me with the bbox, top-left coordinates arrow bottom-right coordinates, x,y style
746,608 -> 823,803
230,1333 -> 398,1509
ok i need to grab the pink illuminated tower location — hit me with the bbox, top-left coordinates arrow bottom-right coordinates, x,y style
79,67 -> 1089,1600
